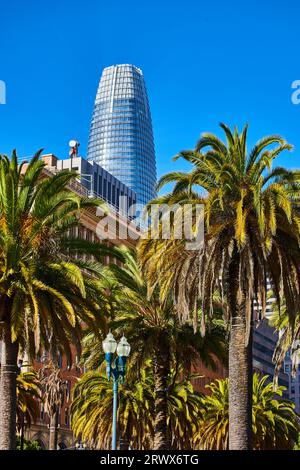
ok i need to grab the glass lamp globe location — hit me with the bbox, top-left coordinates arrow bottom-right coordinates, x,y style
116,335 -> 131,358
102,332 -> 117,354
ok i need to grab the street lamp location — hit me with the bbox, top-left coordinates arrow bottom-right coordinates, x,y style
102,332 -> 131,450
75,442 -> 87,450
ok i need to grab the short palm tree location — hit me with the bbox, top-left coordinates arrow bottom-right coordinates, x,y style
81,247 -> 227,449
252,374 -> 299,449
70,362 -> 202,450
16,369 -> 42,450
139,123 -> 300,449
70,363 -> 154,450
0,151 -> 107,449
197,374 -> 300,450
196,378 -> 229,449
167,372 -> 203,449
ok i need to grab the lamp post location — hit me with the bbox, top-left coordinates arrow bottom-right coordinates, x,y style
75,442 -> 87,450
102,332 -> 131,450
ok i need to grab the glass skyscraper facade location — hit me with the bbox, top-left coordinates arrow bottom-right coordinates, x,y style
87,64 -> 156,207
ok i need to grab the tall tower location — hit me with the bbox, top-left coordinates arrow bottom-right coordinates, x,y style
87,64 -> 157,207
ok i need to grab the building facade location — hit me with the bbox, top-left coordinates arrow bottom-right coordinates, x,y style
253,319 -> 289,398
253,283 -> 297,405
23,351 -> 81,450
283,352 -> 300,414
54,154 -> 136,215
87,64 -> 157,207
191,357 -> 227,394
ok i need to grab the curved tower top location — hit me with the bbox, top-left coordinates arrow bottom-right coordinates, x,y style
87,64 -> 157,207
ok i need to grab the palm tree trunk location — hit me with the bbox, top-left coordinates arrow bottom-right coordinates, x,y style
229,315 -> 253,449
153,346 -> 170,450
0,322 -> 19,450
49,410 -> 58,450
228,248 -> 253,450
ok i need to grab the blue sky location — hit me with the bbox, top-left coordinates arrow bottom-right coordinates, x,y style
1,0 -> 300,181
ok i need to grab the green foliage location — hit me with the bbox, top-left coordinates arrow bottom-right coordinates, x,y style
197,377 -> 229,449
82,246 -> 227,373
138,124 -> 300,448
293,434 -> 300,450
71,363 -> 153,449
139,123 -> 300,336
70,362 -> 202,450
16,436 -> 42,450
78,246 -> 227,449
197,373 -> 300,450
0,151 -> 109,362
16,369 -> 42,431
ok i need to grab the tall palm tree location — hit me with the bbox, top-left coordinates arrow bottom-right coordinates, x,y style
139,123 -> 300,449
0,151 -> 107,449
82,247 -> 227,449
16,369 -> 42,450
39,361 -> 66,450
197,373 -> 300,450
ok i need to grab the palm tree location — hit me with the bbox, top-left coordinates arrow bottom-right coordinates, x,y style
139,123 -> 300,449
196,377 -> 229,449
39,361 -> 66,450
16,369 -> 42,450
82,246 -> 227,449
197,373 -> 300,450
70,361 -> 202,450
167,371 -> 203,449
252,374 -> 299,449
70,363 -> 154,450
0,151 -> 107,449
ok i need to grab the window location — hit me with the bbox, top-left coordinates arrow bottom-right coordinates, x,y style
284,364 -> 291,373
98,175 -> 102,195
112,185 -> 116,204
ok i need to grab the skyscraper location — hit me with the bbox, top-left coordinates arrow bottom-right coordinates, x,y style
87,64 -> 157,207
